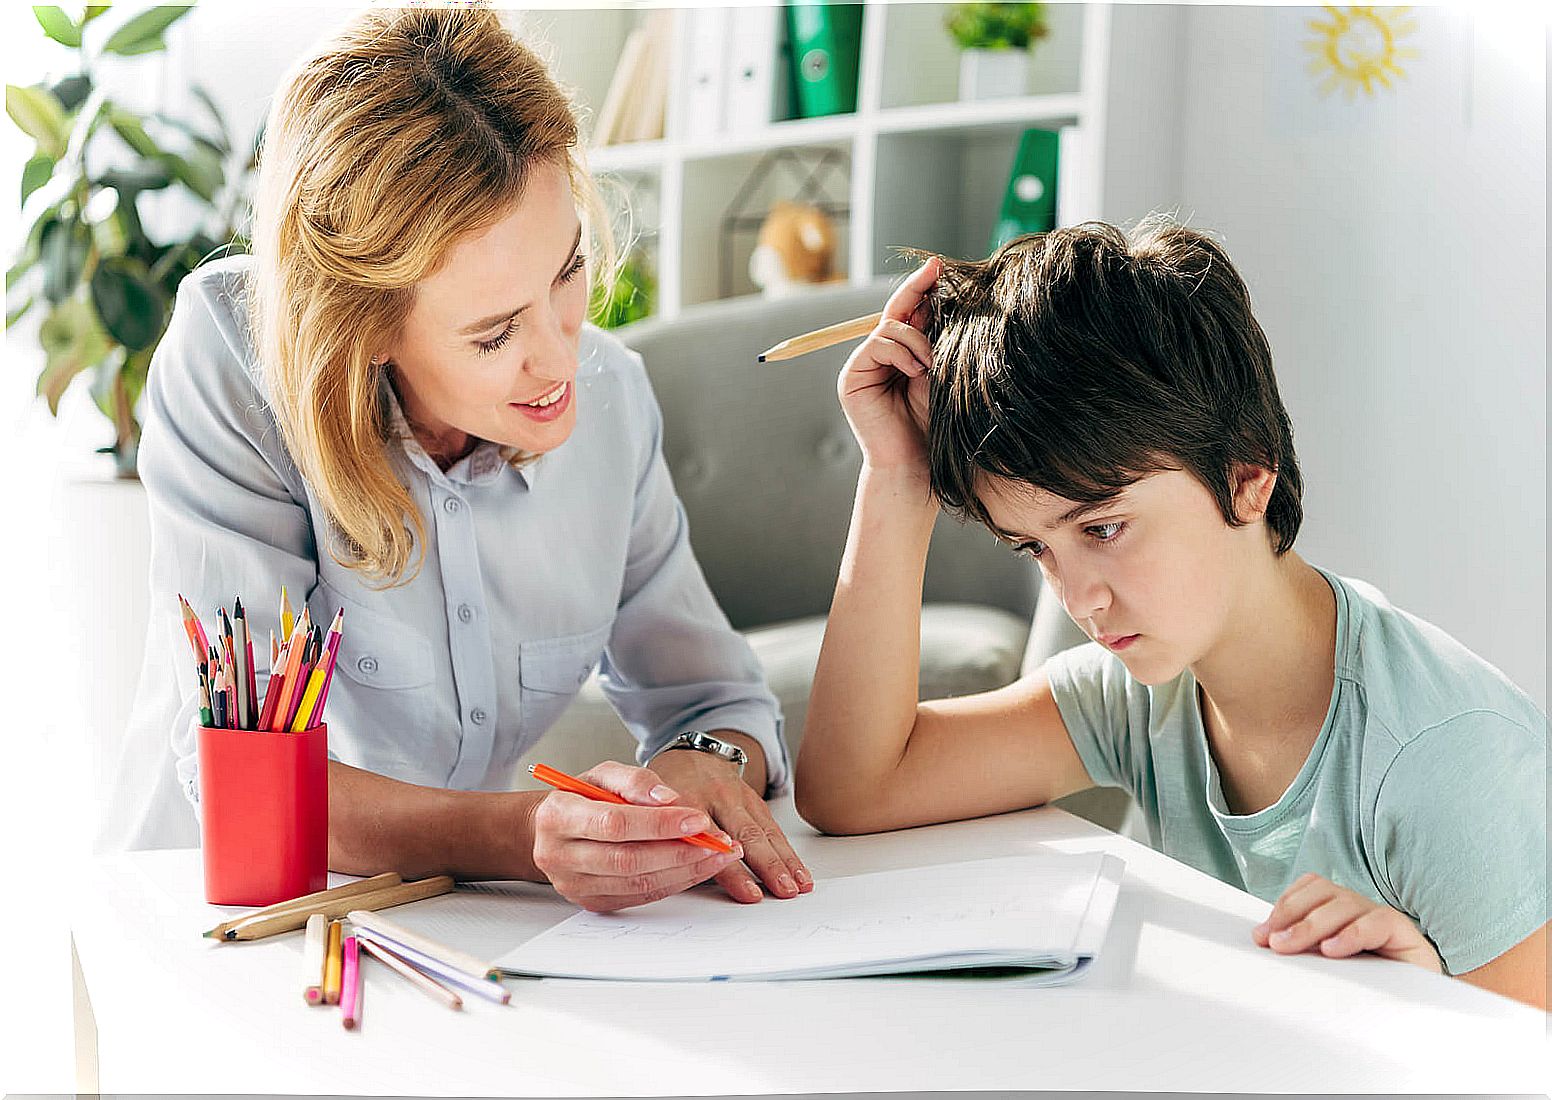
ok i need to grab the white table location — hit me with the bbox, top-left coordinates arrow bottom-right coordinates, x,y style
71,800 -> 1547,1095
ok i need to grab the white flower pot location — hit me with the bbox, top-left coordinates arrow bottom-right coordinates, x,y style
959,48 -> 1030,100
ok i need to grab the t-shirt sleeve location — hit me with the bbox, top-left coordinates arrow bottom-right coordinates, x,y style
1373,709 -> 1549,975
1044,641 -> 1142,795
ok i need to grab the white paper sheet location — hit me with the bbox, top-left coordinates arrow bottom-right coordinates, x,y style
495,852 -> 1125,982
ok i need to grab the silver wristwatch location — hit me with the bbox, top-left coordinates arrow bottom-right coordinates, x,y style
651,730 -> 747,777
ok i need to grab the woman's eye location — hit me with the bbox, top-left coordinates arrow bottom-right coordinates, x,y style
1088,522 -> 1126,542
476,318 -> 517,356
559,252 -> 587,284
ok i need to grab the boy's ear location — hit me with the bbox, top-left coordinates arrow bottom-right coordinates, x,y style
1230,463 -> 1278,523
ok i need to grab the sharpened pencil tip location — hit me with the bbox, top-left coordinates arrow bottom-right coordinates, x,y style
756,355 -> 766,362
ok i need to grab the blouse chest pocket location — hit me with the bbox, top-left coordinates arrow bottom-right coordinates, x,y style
320,583 -> 436,691
519,623 -> 611,737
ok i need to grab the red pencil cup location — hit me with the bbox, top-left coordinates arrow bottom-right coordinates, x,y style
197,722 -> 329,906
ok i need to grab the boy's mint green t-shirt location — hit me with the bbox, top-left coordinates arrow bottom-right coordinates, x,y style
1046,567 -> 1547,975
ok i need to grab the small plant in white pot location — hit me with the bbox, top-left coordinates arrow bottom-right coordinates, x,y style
946,3 -> 1050,101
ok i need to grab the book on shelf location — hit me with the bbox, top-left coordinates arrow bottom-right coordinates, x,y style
723,5 -> 792,132
785,1 -> 864,120
592,9 -> 673,147
990,127 -> 1061,251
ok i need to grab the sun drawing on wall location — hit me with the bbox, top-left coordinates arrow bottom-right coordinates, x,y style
1303,6 -> 1420,100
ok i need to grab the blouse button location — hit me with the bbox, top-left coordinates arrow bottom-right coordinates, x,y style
357,656 -> 378,674
443,497 -> 462,514
457,603 -> 474,623
470,707 -> 488,725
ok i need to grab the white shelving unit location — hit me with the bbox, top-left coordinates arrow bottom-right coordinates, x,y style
515,2 -> 1111,320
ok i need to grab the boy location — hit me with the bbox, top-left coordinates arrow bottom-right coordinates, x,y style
794,219 -> 1547,1009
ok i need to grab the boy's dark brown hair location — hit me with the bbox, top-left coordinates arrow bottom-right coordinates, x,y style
914,217 -> 1304,554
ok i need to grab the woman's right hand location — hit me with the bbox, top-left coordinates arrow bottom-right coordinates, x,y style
837,256 -> 941,477
529,760 -> 745,913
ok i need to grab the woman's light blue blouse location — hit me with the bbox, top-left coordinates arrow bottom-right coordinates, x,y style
127,256 -> 788,818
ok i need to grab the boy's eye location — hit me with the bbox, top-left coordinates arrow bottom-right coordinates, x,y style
1014,539 -> 1047,559
1087,521 -> 1126,542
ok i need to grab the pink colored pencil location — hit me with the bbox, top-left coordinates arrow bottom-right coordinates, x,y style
312,610 -> 345,720
340,935 -> 362,1029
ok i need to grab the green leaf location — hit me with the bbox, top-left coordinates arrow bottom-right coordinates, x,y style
37,298 -> 113,414
7,293 -> 35,328
21,153 -> 54,207
101,5 -> 192,56
82,6 -> 111,24
107,106 -> 162,158
40,216 -> 90,304
33,6 -> 81,47
97,163 -> 172,193
90,256 -> 166,350
50,72 -> 92,111
189,85 -> 231,148
160,147 -> 221,202
6,83 -> 70,158
63,87 -> 108,161
150,111 -> 226,157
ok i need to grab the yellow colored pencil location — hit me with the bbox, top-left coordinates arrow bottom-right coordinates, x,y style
289,667 -> 327,733
323,918 -> 344,1005
280,585 -> 295,640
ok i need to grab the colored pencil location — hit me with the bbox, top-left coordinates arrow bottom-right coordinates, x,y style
351,929 -> 510,1004
346,908 -> 502,982
197,660 -> 213,728
229,604 -> 249,730
204,872 -> 403,940
323,919 -> 344,1004
528,762 -> 734,854
290,667 -> 328,733
280,585 -> 295,641
757,309 -> 882,362
275,609 -> 313,731
341,935 -> 363,1029
239,600 -> 257,729
213,876 -> 454,942
302,912 -> 328,1005
312,609 -> 345,720
177,595 -> 205,666
357,936 -> 463,1011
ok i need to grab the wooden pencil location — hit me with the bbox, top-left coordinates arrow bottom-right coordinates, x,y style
323,919 -> 344,1005
757,310 -> 882,362
215,876 -> 455,942
346,908 -> 501,982
340,934 -> 362,1028
204,871 -> 402,940
357,936 -> 463,1011
302,912 -> 328,1005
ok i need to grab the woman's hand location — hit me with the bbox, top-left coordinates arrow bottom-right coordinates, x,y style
647,745 -> 814,905
837,257 -> 940,478
1253,872 -> 1442,972
530,761 -> 745,913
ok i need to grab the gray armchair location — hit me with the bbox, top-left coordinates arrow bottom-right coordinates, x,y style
513,282 -> 1135,836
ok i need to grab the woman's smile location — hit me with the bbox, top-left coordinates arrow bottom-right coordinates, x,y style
509,380 -> 572,422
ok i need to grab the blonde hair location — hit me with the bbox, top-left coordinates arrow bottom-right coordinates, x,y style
249,7 -> 619,586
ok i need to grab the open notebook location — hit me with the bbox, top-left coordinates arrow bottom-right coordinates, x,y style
493,852 -> 1125,983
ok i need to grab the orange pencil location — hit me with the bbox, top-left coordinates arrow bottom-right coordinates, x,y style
272,609 -> 312,730
527,763 -> 734,854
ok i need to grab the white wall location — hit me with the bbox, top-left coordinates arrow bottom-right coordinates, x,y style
1102,4 -> 1545,706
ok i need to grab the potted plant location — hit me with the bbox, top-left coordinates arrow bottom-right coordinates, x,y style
945,3 -> 1050,101
7,5 -> 258,478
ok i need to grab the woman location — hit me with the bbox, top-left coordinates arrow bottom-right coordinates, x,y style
122,8 -> 811,912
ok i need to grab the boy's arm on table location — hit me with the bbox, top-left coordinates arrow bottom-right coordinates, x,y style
795,465 -> 1093,835
1458,922 -> 1548,1010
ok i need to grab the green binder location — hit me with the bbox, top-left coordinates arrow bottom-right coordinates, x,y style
991,128 -> 1060,251
786,2 -> 864,118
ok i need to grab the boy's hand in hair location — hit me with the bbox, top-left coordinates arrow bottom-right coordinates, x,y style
1254,872 -> 1442,972
838,257 -> 940,478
